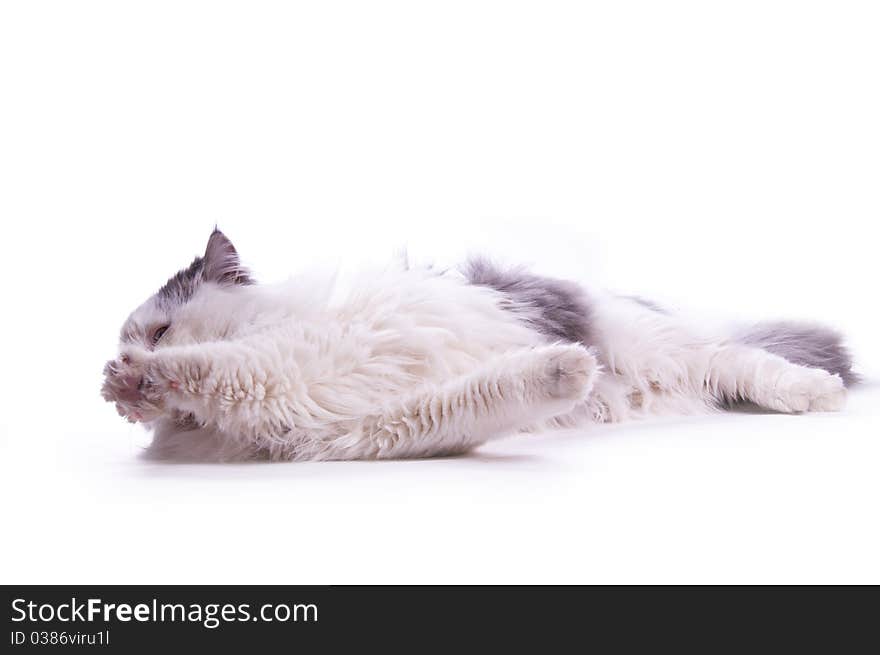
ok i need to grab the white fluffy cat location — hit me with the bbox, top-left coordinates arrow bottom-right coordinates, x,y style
102,229 -> 855,461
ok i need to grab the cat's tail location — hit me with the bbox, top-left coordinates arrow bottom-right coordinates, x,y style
733,321 -> 858,386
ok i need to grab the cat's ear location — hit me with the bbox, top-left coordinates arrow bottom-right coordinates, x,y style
202,228 -> 253,286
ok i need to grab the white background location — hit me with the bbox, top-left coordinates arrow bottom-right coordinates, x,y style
1,1 -> 877,583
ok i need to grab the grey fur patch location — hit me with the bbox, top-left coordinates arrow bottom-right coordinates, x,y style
462,257 -> 593,345
158,256 -> 206,307
736,320 -> 858,387
157,229 -> 252,309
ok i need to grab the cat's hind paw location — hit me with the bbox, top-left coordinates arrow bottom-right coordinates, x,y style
539,345 -> 599,402
805,371 -> 846,412
769,368 -> 846,414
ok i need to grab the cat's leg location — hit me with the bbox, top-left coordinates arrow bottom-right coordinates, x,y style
102,340 -> 294,438
341,344 -> 600,460
705,343 -> 846,413
103,341 -> 600,459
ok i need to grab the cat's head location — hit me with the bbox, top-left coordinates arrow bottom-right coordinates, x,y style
116,228 -> 254,351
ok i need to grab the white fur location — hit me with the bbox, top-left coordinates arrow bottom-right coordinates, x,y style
105,264 -> 846,461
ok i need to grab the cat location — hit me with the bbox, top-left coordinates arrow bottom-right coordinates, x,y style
102,229 -> 856,462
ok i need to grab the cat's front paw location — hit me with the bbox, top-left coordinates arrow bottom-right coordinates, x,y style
769,367 -> 846,413
101,349 -> 172,422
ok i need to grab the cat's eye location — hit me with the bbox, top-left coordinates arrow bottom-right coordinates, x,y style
151,324 -> 170,345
